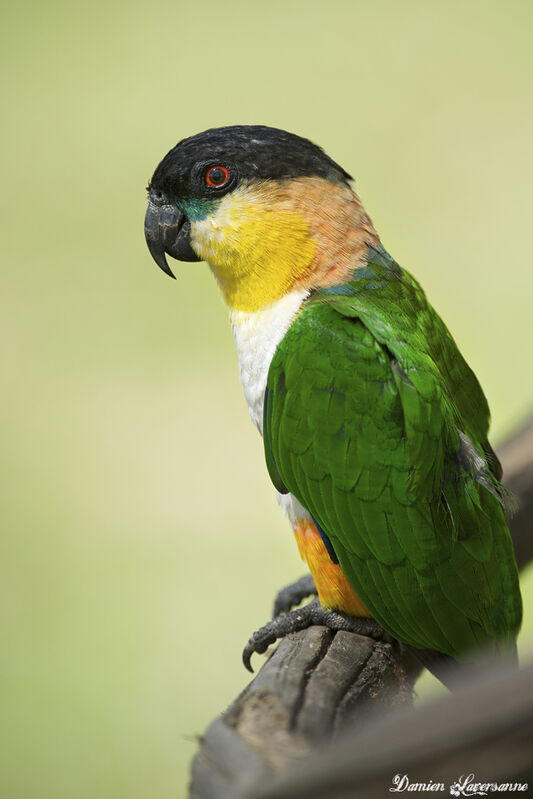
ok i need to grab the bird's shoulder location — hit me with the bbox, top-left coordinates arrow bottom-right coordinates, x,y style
274,244 -> 492,458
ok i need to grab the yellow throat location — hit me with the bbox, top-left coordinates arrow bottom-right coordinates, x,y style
189,176 -> 379,312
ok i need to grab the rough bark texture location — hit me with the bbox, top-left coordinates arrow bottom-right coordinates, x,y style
248,661 -> 533,799
499,415 -> 533,572
189,415 -> 533,799
190,631 -> 418,799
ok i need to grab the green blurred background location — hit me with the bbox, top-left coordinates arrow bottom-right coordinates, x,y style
2,1 -> 532,796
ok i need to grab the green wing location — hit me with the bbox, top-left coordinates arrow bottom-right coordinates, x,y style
264,248 -> 521,658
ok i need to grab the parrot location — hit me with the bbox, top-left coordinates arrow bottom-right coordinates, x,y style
144,125 -> 522,685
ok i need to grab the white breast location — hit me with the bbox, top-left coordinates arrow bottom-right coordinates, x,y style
229,289 -> 309,435
230,289 -> 314,526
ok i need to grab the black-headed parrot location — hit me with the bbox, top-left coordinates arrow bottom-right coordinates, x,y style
144,126 -> 522,685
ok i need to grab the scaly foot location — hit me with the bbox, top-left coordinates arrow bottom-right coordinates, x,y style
243,598 -> 390,672
272,573 -> 318,617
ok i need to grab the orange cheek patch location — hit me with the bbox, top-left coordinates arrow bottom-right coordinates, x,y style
294,520 -> 372,618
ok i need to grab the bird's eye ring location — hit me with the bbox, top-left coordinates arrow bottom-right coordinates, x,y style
205,166 -> 230,188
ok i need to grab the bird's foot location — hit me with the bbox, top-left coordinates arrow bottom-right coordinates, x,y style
243,598 -> 391,672
272,573 -> 318,617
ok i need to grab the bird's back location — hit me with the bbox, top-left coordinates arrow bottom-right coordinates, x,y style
263,245 -> 522,658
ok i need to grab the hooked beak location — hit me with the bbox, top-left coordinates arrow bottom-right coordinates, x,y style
144,192 -> 200,278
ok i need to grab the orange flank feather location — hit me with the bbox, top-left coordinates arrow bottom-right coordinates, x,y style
294,519 -> 372,617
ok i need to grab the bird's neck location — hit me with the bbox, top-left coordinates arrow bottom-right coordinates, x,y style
189,177 -> 379,313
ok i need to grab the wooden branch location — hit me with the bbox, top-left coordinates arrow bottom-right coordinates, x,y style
189,414 -> 533,799
498,413 -> 533,571
247,660 -> 533,799
190,631 -> 417,799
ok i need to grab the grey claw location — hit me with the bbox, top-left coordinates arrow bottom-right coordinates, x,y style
242,599 -> 392,674
272,574 -> 318,617
242,647 -> 254,673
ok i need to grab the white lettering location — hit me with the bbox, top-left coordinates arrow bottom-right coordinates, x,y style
389,774 -> 445,792
392,773 -> 528,796
450,773 -> 529,796
390,774 -> 409,792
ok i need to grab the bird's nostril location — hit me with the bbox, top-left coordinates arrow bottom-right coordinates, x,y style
150,188 -> 165,205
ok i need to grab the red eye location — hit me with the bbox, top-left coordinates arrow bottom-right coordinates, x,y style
206,165 -> 229,187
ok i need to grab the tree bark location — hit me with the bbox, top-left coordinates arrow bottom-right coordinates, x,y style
189,414 -> 533,799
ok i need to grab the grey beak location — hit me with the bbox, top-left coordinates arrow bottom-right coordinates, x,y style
144,195 -> 200,278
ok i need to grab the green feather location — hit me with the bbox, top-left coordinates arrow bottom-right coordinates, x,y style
263,247 -> 522,659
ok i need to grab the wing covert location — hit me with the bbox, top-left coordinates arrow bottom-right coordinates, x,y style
263,261 -> 521,658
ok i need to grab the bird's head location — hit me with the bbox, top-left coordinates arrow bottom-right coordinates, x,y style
145,125 -> 378,311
